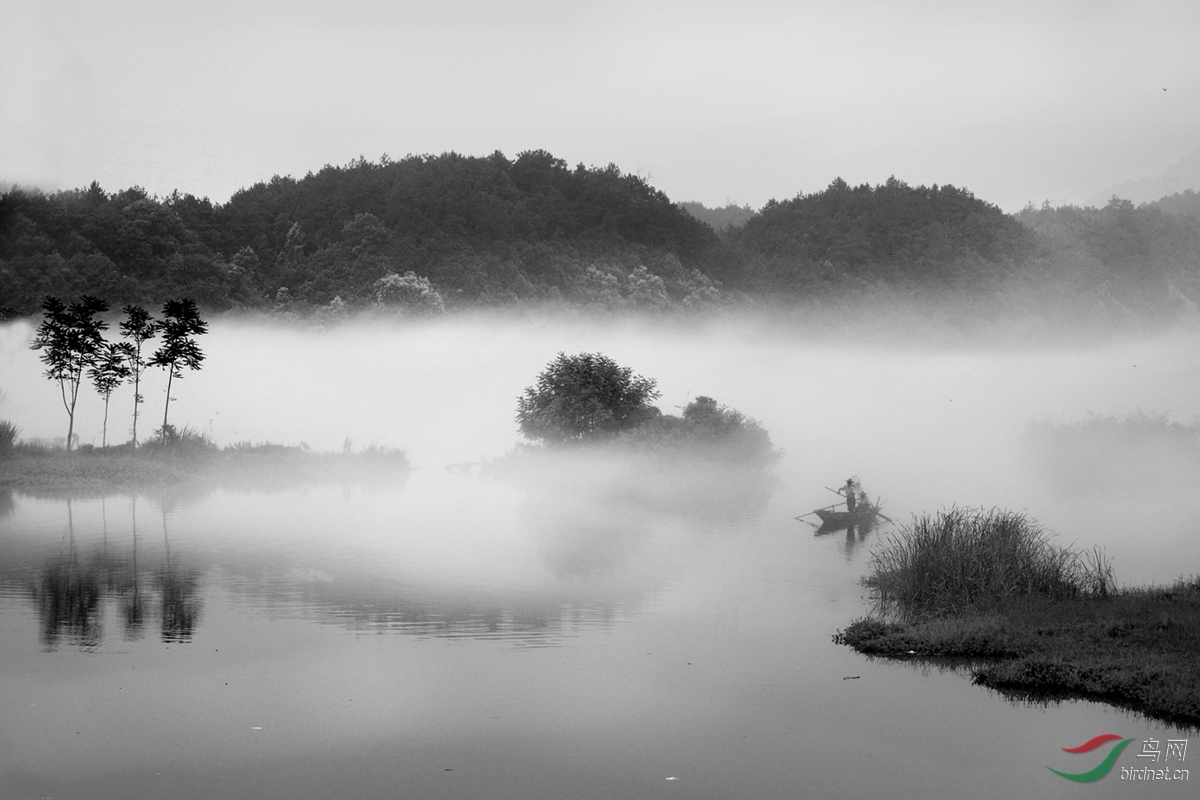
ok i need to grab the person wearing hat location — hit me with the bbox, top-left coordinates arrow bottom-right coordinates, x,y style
843,476 -> 859,512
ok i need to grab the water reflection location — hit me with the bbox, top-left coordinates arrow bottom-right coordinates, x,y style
3,460 -> 767,649
157,503 -> 202,642
35,501 -> 103,650
18,495 -> 205,649
118,497 -> 148,640
804,515 -> 883,561
0,487 -> 13,519
510,453 -> 778,575
249,580 -> 611,646
814,521 -> 878,560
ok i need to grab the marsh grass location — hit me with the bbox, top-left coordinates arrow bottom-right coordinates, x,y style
354,443 -> 410,465
837,576 -> 1200,728
142,425 -> 219,460
0,420 -> 17,458
0,429 -> 410,492
863,508 -> 1114,618
842,507 -> 1198,727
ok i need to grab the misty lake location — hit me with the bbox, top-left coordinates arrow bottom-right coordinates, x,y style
2,314 -> 1198,799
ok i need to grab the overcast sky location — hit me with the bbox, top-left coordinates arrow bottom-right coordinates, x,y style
3,0 -> 1198,212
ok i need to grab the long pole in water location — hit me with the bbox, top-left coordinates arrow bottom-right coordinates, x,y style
795,499 -> 845,520
795,504 -> 840,519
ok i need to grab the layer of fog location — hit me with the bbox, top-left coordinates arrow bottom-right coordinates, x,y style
3,311 -> 1199,586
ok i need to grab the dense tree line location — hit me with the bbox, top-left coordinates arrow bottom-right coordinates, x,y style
724,177 -> 1036,297
1015,197 -> 1200,320
1147,189 -> 1200,222
3,153 -> 1200,326
0,151 -> 721,316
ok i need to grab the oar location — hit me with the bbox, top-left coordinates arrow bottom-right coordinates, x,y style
871,496 -> 896,524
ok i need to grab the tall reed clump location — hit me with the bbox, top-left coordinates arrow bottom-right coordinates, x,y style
0,420 -> 16,458
142,424 -> 218,460
864,508 -> 1114,618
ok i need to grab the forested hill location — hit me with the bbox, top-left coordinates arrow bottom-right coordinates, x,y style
0,151 -> 722,315
676,201 -> 757,234
726,177 -> 1035,295
1148,189 -> 1200,222
3,155 -> 1200,326
1015,197 -> 1200,315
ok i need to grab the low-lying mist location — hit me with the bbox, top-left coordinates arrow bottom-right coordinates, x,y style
3,308 -> 1199,585
1025,411 -> 1200,496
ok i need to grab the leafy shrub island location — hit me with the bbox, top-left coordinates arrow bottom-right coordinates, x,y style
516,352 -> 779,467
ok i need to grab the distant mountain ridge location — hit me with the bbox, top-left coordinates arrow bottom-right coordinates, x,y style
3,152 -> 1200,329
676,201 -> 757,233
1087,148 -> 1200,207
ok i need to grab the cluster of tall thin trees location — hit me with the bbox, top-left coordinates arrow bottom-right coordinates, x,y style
30,296 -> 208,451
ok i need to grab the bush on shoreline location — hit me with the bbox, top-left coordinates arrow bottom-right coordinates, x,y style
139,424 -> 219,459
0,420 -> 16,458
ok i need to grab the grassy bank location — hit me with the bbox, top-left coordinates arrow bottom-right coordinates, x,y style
0,430 -> 411,494
836,508 -> 1200,728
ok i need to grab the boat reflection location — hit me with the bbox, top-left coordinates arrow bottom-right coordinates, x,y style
809,515 -> 881,561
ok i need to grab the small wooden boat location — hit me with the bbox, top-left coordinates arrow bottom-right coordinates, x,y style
813,506 -> 880,529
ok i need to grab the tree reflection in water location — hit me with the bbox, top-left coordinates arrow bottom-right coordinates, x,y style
157,503 -> 201,642
30,495 -> 202,649
35,499 -> 103,650
118,496 -> 148,640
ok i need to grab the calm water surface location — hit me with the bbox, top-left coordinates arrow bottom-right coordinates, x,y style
2,317 -> 1197,798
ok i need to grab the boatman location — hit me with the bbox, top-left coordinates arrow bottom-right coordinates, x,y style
843,476 -> 859,512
